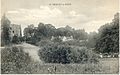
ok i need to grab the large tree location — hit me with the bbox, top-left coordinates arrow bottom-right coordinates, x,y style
95,13 -> 119,53
1,14 -> 11,46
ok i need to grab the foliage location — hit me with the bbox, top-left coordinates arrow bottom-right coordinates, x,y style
36,39 -> 53,47
52,37 -> 63,43
23,23 -> 88,45
12,35 -> 20,44
87,32 -> 98,48
38,43 -> 71,64
73,29 -> 88,40
1,15 -> 11,46
62,40 -> 87,47
69,47 -> 98,63
38,43 -> 99,64
95,13 -> 119,53
1,46 -> 32,74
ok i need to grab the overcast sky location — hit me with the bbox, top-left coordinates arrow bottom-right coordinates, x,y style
1,0 -> 119,33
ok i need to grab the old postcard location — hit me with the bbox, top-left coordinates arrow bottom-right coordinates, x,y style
0,0 -> 119,74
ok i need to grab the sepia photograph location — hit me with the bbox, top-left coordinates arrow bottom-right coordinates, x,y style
0,0 -> 119,74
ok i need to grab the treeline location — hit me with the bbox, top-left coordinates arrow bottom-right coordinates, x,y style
24,13 -> 119,54
23,23 -> 88,44
1,13 -> 119,54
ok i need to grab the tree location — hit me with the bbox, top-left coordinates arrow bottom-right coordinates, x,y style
38,43 -> 71,64
38,43 -> 99,64
95,13 -> 119,53
12,35 -> 19,44
52,37 -> 62,43
87,32 -> 98,48
1,14 -> 11,46
35,23 -> 56,39
73,29 -> 88,40
24,23 -> 88,45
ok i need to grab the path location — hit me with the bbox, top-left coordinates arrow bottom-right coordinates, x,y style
21,43 -> 43,63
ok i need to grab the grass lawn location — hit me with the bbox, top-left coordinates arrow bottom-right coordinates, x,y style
28,58 -> 119,74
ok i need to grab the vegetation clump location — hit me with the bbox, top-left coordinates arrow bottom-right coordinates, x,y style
38,42 -> 99,64
1,46 -> 32,74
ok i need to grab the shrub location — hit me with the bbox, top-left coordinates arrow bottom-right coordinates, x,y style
38,43 -> 71,64
36,39 -> 53,47
12,35 -> 20,44
52,37 -> 62,43
38,43 -> 99,64
69,47 -> 99,64
1,46 -> 32,74
62,40 -> 87,47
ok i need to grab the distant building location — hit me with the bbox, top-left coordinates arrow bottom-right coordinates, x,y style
1,14 -> 22,43
62,36 -> 73,41
51,36 -> 73,42
9,24 -> 22,40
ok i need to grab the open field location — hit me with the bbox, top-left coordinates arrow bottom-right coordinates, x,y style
99,58 -> 119,74
27,58 -> 119,74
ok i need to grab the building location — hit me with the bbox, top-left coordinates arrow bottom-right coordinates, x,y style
9,24 -> 22,40
51,36 -> 73,42
1,14 -> 22,45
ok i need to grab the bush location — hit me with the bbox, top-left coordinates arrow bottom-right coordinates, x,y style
52,37 -> 62,43
12,35 -> 20,44
38,43 -> 71,64
69,47 -> 99,63
1,46 -> 32,74
36,39 -> 53,47
62,40 -> 87,46
38,43 -> 99,64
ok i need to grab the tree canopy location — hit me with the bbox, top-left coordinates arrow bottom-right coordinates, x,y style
24,23 -> 88,44
95,13 -> 119,53
1,14 -> 11,46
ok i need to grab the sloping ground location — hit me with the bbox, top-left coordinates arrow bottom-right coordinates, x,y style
21,43 -> 43,63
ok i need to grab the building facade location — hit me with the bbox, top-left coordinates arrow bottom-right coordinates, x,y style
9,24 -> 22,40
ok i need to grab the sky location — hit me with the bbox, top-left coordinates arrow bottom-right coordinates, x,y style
1,0 -> 119,33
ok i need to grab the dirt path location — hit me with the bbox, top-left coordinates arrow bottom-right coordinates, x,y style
21,43 -> 43,63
